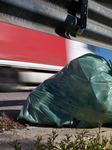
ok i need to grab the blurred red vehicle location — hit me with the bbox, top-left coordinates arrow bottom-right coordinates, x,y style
0,21 -> 94,90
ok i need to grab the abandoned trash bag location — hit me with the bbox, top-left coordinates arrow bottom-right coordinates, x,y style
18,53 -> 112,128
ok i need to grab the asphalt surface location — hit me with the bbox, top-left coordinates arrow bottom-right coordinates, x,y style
0,89 -> 112,149
0,91 -> 30,119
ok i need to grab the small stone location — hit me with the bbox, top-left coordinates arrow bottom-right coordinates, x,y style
2,128 -> 5,131
25,124 -> 30,127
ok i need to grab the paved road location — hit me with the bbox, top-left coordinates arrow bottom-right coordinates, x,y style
0,85 -> 37,118
0,91 -> 30,119
0,91 -> 112,150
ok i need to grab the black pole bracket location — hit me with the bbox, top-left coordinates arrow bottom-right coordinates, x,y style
77,0 -> 88,35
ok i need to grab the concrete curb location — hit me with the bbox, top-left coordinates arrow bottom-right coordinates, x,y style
1,127 -> 112,150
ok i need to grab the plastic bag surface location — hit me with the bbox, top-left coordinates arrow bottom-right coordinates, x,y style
18,54 -> 112,127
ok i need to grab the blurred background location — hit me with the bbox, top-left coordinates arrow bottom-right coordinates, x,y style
0,21 -> 112,92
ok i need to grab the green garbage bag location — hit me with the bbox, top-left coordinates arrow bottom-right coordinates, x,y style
18,53 -> 112,128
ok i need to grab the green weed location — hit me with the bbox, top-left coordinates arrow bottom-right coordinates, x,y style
9,140 -> 22,150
